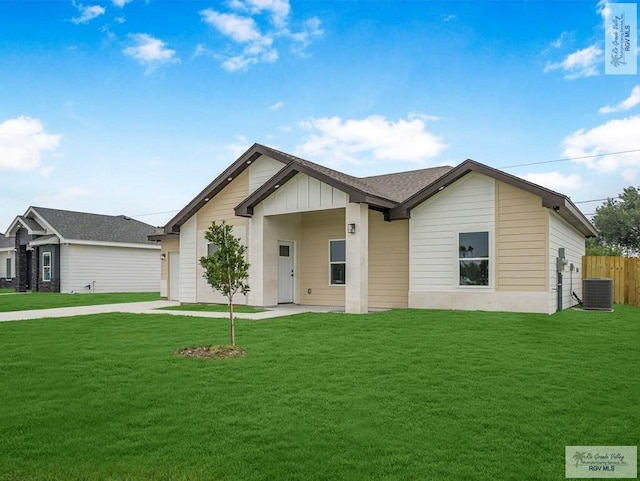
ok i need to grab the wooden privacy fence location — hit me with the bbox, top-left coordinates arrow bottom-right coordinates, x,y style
582,256 -> 640,307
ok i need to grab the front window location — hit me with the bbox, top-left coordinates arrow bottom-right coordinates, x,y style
458,232 -> 489,286
42,252 -> 52,282
5,258 -> 11,279
207,243 -> 219,256
329,239 -> 346,285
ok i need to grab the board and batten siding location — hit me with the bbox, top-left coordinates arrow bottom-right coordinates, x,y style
263,173 -> 348,216
196,169 -> 249,304
410,172 -> 496,297
368,211 -> 408,308
548,211 -> 586,313
59,244 -> 160,293
248,155 -> 283,194
495,181 -> 548,292
299,209 -> 345,306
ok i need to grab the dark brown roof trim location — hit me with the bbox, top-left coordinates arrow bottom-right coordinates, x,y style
163,144 -> 287,233
148,232 -> 180,242
389,159 -> 596,236
235,162 -> 396,217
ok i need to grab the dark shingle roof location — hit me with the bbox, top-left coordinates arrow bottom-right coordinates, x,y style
31,207 -> 158,245
258,145 -> 453,203
361,166 -> 454,202
15,216 -> 45,233
0,234 -> 14,249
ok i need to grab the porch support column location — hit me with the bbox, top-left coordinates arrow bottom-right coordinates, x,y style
345,202 -> 368,314
247,204 -> 265,306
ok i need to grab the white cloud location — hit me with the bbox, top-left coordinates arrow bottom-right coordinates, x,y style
227,136 -> 252,158
522,171 -> 583,192
229,0 -> 291,28
562,115 -> 640,175
71,3 -> 106,24
201,10 -> 265,43
599,85 -> 640,114
295,114 -> 448,167
286,17 -> 323,53
200,9 -> 278,71
112,0 -> 131,7
550,31 -> 571,49
269,101 -> 284,111
0,116 -> 61,172
200,1 -> 321,71
544,44 -> 602,79
123,34 -> 179,72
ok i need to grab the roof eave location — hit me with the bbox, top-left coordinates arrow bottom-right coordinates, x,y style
388,159 -> 596,237
235,163 -> 397,217
164,144 -> 286,233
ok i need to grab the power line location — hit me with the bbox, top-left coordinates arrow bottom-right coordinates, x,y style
573,198 -> 608,204
131,209 -> 179,218
498,148 -> 640,170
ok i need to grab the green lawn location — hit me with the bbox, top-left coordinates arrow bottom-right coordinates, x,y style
157,303 -> 264,314
0,306 -> 638,480
0,292 -> 160,312
0,288 -> 14,294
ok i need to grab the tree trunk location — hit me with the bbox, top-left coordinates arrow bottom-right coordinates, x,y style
229,299 -> 235,346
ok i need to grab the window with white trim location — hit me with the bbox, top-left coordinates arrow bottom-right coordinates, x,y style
5,258 -> 11,279
458,232 -> 489,286
329,239 -> 346,285
42,252 -> 52,282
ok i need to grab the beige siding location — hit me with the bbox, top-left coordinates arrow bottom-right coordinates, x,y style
368,211 -> 408,308
496,181 -> 548,292
248,155 -> 283,193
299,209 -> 345,306
160,238 -> 179,298
160,238 -> 179,282
194,170 -> 249,304
196,169 -> 249,231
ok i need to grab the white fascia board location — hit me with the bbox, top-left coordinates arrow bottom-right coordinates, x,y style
28,236 -> 61,247
61,239 -> 161,250
27,207 -> 64,239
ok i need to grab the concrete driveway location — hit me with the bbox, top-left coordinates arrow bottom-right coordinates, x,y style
0,300 -> 344,323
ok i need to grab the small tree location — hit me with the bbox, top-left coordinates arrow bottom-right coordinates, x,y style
199,221 -> 249,346
593,186 -> 640,254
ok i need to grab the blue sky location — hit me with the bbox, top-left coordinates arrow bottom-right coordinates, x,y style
1,0 -> 639,232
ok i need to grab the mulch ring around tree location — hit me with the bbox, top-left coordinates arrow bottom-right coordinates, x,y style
176,345 -> 247,359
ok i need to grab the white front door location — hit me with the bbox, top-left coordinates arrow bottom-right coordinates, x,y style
278,241 -> 294,303
169,252 -> 180,301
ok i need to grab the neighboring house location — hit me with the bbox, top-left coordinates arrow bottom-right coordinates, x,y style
150,143 -> 596,314
5,207 -> 160,293
0,234 -> 16,290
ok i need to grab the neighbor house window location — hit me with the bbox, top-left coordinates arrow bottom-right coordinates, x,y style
458,232 -> 489,286
329,239 -> 346,285
5,258 -> 11,279
42,252 -> 52,282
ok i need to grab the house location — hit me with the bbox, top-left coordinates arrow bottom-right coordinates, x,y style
5,207 -> 161,293
150,143 -> 596,314
0,234 -> 16,290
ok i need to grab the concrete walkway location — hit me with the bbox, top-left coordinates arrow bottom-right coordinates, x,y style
0,300 -> 344,323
